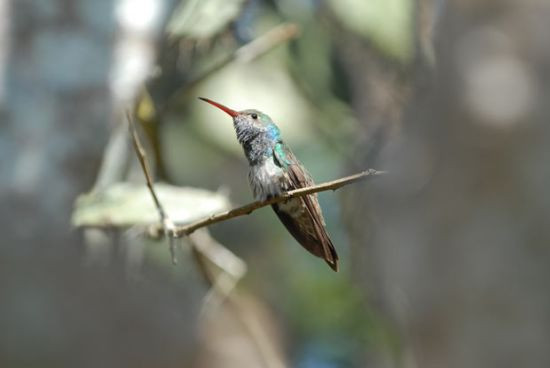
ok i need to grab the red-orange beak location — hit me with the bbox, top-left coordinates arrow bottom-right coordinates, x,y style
199,97 -> 239,117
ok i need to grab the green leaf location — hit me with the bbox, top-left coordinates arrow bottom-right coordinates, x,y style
72,182 -> 230,228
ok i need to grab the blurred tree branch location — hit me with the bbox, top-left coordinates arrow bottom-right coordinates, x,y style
187,231 -> 284,368
163,22 -> 300,111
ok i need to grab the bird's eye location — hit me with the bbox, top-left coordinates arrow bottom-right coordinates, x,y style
251,113 -> 258,120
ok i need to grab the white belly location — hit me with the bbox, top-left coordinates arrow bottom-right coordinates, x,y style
248,159 -> 285,200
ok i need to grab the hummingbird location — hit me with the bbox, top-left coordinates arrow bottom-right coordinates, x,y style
199,97 -> 339,271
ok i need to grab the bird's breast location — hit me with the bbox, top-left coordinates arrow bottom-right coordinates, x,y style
248,159 -> 286,201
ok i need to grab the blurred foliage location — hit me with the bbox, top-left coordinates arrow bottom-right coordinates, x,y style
167,0 -> 247,39
328,0 -> 414,62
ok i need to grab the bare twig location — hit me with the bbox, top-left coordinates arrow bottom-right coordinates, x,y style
127,112 -> 178,264
150,169 -> 386,238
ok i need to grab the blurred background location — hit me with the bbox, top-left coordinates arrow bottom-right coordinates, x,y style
1,0 -> 550,367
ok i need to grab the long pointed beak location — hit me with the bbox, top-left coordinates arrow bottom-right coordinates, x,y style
199,97 -> 239,117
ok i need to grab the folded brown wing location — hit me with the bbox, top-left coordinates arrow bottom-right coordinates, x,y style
272,149 -> 339,271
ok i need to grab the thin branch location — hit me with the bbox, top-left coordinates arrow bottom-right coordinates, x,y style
151,169 -> 385,238
127,112 -> 178,264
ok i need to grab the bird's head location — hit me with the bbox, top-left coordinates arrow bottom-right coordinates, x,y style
199,97 -> 281,146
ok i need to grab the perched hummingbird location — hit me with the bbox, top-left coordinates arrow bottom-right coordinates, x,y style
199,97 -> 339,271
